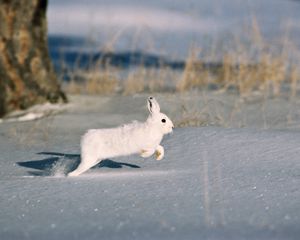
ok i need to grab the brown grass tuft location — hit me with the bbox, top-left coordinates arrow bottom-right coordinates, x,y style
66,68 -> 119,95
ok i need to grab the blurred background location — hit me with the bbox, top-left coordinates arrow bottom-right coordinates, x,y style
47,0 -> 300,98
48,0 -> 300,55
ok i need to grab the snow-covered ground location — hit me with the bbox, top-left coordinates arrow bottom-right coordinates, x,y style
1,94 -> 300,239
1,1 -> 300,239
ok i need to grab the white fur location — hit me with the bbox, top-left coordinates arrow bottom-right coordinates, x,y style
68,97 -> 174,176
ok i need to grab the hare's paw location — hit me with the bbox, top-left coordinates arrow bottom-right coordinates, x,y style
155,145 -> 164,161
140,149 -> 155,158
155,151 -> 163,160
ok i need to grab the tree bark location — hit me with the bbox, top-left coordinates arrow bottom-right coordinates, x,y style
0,0 -> 67,117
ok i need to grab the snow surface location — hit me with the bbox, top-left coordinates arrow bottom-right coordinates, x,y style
1,94 -> 300,239
1,102 -> 69,123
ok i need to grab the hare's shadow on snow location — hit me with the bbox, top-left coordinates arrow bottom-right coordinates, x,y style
17,152 -> 140,177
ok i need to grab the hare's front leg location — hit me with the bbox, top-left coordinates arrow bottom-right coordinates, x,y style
155,145 -> 164,160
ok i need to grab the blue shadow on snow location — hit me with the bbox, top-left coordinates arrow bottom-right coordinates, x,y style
17,152 -> 140,176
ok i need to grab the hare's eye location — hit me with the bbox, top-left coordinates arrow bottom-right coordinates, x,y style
161,119 -> 166,123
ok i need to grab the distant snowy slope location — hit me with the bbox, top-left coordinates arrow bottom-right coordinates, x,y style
0,119 -> 300,239
47,0 -> 300,58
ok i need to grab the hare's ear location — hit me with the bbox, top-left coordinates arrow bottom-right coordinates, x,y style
147,96 -> 160,114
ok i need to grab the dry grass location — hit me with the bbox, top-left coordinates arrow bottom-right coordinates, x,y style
289,64 -> 300,99
61,17 -> 300,99
66,67 -> 119,95
175,17 -> 300,97
122,68 -> 146,95
176,49 -> 211,92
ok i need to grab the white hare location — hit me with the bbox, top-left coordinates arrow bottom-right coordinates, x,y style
68,97 -> 174,176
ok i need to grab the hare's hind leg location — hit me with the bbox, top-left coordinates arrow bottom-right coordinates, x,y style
68,163 -> 90,176
68,156 -> 99,177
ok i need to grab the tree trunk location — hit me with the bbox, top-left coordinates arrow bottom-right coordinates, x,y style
0,0 -> 67,118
